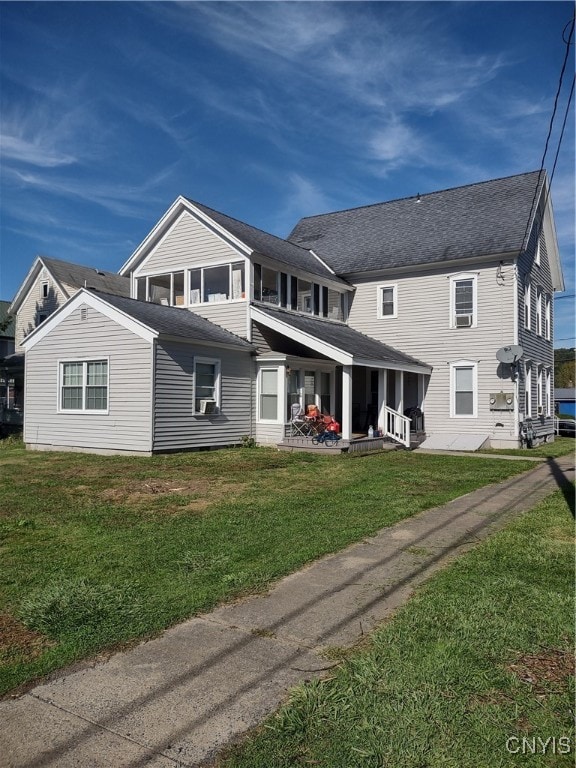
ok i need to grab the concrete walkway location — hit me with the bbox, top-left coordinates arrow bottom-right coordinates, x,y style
1,455 -> 574,768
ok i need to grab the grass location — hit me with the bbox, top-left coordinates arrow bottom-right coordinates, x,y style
478,436 -> 575,459
218,489 -> 575,768
0,439 -> 548,695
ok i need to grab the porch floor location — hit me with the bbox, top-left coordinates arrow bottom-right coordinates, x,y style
277,435 -> 401,454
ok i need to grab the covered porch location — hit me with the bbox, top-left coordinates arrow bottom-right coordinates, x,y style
251,305 -> 431,451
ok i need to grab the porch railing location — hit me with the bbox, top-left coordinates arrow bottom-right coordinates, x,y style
383,406 -> 411,447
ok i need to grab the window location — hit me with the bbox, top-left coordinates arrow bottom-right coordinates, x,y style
536,288 -> 542,336
525,362 -> 532,417
545,368 -> 551,416
534,236 -> 541,267
36,312 -> 47,327
194,358 -> 220,413
60,360 -> 108,412
450,361 -> 477,417
259,368 -> 279,421
41,281 -> 49,298
524,279 -> 531,330
544,295 -> 551,340
297,279 -> 312,313
254,264 -> 279,304
450,274 -> 477,328
377,284 -> 397,319
537,367 -> 543,414
189,262 -> 245,305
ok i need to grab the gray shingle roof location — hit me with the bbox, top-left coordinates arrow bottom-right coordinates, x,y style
253,305 -> 429,369
187,199 -> 348,285
90,291 -> 253,350
43,257 -> 131,296
288,171 -> 545,275
555,388 -> 575,400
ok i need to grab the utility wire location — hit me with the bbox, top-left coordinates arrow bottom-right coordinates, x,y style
521,13 -> 575,252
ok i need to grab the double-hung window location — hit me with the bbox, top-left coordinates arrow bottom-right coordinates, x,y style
259,368 -> 279,421
60,360 -> 108,412
194,358 -> 220,414
450,274 -> 477,328
525,362 -> 532,418
450,361 -> 477,417
377,284 -> 398,319
544,295 -> 551,341
524,279 -> 531,330
536,288 -> 542,336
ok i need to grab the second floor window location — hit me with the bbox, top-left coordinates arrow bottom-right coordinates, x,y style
190,263 -> 245,305
450,274 -> 476,328
377,284 -> 398,318
524,279 -> 531,330
536,288 -> 542,336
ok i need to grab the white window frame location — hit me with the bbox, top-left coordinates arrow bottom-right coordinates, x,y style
377,283 -> 398,319
449,273 -> 477,328
536,288 -> 542,336
525,362 -> 532,418
534,237 -> 541,267
450,360 -> 477,418
524,279 -> 531,330
41,280 -> 49,298
193,357 -> 221,415
537,366 -> 544,415
544,294 -> 551,341
58,358 -> 109,414
545,368 -> 551,417
258,367 -> 280,423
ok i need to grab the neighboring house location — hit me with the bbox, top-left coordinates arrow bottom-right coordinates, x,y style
555,388 -> 575,418
18,170 -> 564,455
0,300 -> 16,414
9,255 -> 130,351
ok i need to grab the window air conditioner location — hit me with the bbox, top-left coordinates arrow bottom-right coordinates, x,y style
455,314 -> 473,327
537,406 -> 544,415
199,399 -> 217,414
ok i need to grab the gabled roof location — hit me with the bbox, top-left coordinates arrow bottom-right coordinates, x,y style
251,305 -> 431,372
9,256 -> 130,314
120,196 -> 348,288
288,171 -> 550,275
188,199 -> 346,284
23,289 -> 255,352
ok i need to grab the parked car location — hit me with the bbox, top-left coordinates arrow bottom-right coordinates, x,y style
556,419 -> 576,437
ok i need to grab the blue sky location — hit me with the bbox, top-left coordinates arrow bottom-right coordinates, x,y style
1,1 -> 574,346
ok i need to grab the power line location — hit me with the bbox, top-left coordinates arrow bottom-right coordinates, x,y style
521,13 -> 575,252
555,294 -> 576,300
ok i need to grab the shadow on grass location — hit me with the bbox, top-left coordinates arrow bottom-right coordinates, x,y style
547,456 -> 575,517
12,456 -> 576,768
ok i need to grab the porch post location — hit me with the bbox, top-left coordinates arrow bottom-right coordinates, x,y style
395,370 -> 404,414
341,365 -> 352,441
377,369 -> 386,431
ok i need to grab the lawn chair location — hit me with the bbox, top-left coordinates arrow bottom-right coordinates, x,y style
289,403 -> 309,437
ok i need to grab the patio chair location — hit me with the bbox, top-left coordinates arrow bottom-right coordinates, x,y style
289,403 -> 309,437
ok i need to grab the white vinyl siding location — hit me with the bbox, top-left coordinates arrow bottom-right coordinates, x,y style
24,306 -> 153,452
153,342 -> 252,451
347,262 -> 515,437
15,268 -> 68,350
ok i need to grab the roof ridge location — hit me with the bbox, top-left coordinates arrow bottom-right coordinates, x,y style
293,170 -> 543,224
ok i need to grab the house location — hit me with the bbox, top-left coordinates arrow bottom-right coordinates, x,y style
555,388 -> 575,418
18,170 -> 563,455
21,289 -> 254,455
9,255 -> 131,351
0,301 -> 17,422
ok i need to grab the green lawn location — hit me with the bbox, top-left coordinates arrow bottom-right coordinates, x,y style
219,489 -> 575,768
478,436 -> 575,459
0,439 -> 560,696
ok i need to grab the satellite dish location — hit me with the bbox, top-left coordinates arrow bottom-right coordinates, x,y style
496,345 -> 524,364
